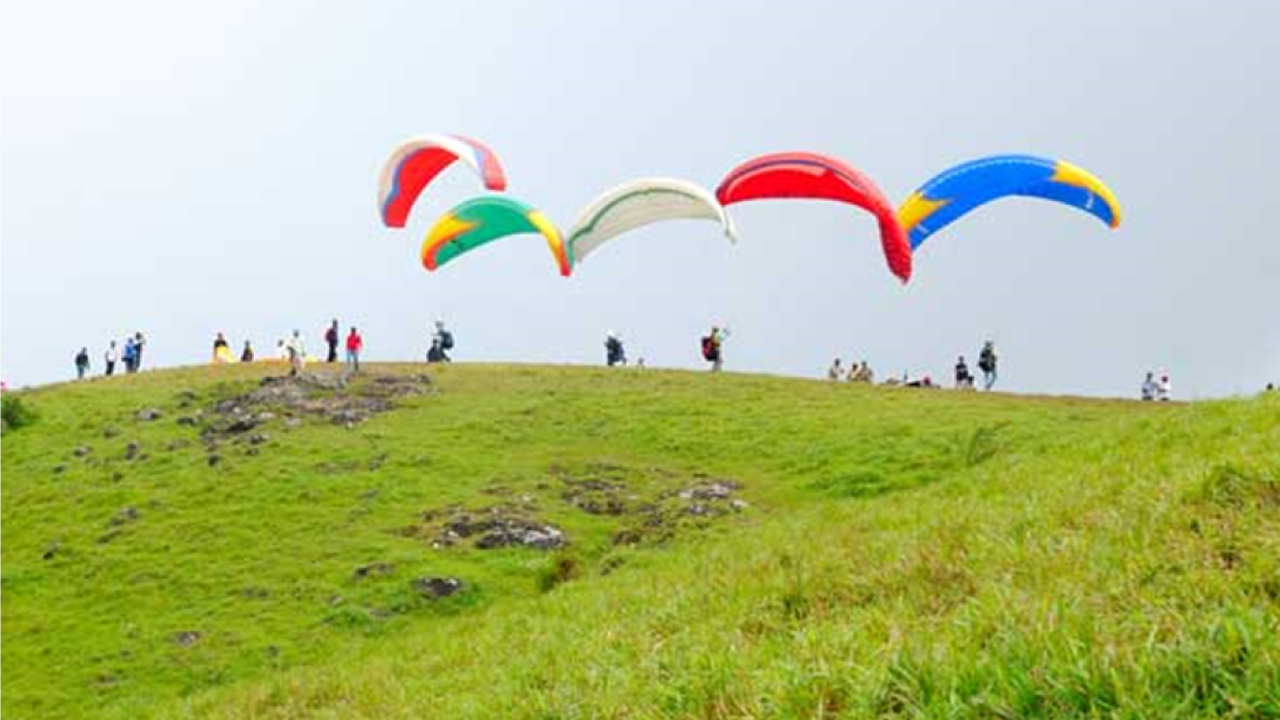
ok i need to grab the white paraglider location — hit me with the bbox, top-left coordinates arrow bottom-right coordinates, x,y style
566,177 -> 736,265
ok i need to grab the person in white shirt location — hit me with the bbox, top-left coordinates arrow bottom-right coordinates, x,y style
104,341 -> 119,377
1156,373 -> 1172,401
285,330 -> 306,376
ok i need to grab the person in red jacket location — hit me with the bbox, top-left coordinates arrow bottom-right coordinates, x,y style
345,327 -> 363,372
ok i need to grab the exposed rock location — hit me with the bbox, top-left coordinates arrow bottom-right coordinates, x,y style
42,542 -> 61,560
124,442 -> 141,461
136,408 -> 163,421
677,480 -> 742,501
110,506 -> 140,527
176,416 -> 200,427
72,445 -> 92,458
173,630 -> 202,647
102,426 -> 120,439
207,453 -> 223,467
247,433 -> 270,445
412,576 -> 463,599
411,505 -> 567,551
205,373 -> 430,436
353,562 -> 395,580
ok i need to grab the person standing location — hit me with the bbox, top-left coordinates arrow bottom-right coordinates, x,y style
123,336 -> 138,374
605,331 -> 626,367
104,341 -> 119,377
324,320 -> 339,363
345,327 -> 363,372
75,347 -> 90,379
285,330 -> 306,377
978,341 -> 998,391
212,332 -> 230,363
701,326 -> 729,373
240,340 -> 255,363
132,332 -> 147,372
1156,373 -> 1172,402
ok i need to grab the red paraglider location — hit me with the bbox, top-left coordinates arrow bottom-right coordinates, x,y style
716,152 -> 911,282
378,134 -> 507,229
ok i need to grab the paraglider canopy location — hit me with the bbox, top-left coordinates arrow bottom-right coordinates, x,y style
716,152 -> 911,283
421,196 -> 571,277
378,134 -> 507,228
898,154 -> 1121,251
566,177 -> 736,265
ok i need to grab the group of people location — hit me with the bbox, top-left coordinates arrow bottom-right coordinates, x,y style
74,332 -> 147,379
426,320 -> 454,363
74,319 -> 460,381
1141,372 -> 1173,401
826,341 -> 999,391
828,359 -> 875,383
209,325 -> 365,374
67,324 -> 1205,404
954,343 -> 998,390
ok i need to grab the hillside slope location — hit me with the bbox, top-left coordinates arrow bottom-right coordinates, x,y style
2,364 -> 1277,719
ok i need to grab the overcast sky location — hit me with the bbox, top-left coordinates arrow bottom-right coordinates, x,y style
3,0 -> 1278,397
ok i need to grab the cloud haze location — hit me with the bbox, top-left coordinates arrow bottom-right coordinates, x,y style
3,0 -> 1278,397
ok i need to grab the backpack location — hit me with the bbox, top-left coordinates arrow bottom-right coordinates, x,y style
700,336 -> 715,361
440,331 -> 454,350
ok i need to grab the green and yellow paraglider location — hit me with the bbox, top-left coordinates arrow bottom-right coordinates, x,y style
421,196 -> 572,276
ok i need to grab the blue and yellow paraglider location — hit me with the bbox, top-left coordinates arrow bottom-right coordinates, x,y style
898,155 -> 1122,251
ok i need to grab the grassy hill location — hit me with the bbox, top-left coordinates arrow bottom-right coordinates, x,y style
2,363 -> 1277,719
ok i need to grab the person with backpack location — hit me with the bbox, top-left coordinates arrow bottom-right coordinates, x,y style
605,331 -> 626,367
429,320 -> 454,363
75,347 -> 91,379
978,341 -> 998,391
701,327 -> 729,372
345,327 -> 364,372
104,341 -> 119,377
324,320 -> 339,363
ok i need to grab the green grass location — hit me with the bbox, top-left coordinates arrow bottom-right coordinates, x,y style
2,363 -> 1277,719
